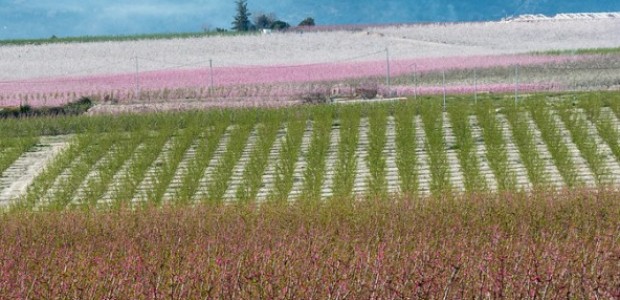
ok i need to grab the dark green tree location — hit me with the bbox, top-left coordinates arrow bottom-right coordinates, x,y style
232,0 -> 252,31
254,12 -> 276,29
298,17 -> 315,26
271,20 -> 290,30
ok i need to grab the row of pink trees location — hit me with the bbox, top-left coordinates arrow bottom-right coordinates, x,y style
0,54 -> 584,107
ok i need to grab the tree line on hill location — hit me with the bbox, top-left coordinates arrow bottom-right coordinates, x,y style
229,0 -> 315,32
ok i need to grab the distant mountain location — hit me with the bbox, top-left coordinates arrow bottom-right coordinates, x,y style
2,0 -> 620,40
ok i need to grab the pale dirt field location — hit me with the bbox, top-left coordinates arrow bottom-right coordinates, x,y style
1,18 -> 619,81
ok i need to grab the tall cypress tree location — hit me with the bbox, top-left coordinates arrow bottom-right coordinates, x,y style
232,0 -> 252,31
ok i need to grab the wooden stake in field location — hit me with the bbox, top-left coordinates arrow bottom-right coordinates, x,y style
134,55 -> 140,101
515,64 -> 519,105
209,59 -> 214,92
443,69 -> 446,111
386,47 -> 391,95
410,63 -> 418,101
474,68 -> 478,104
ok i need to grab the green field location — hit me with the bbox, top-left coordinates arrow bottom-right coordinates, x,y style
1,91 -> 619,211
0,30 -> 251,46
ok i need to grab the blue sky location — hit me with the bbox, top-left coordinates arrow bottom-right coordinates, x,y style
1,0 -> 619,40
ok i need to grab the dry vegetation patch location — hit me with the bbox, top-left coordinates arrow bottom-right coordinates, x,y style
1,188 -> 618,298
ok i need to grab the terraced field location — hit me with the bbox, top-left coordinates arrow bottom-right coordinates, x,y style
1,92 -> 619,210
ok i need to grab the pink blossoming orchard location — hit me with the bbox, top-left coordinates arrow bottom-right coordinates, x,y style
0,54 -> 599,107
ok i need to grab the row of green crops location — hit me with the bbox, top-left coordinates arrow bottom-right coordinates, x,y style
300,106 -> 333,202
271,111 -> 307,201
332,105 -> 361,200
556,102 -> 606,184
447,101 -> 485,192
206,117 -> 255,203
3,92 -> 620,211
110,123 -> 176,208
75,130 -> 146,208
419,100 -> 451,195
394,101 -> 418,196
237,112 -> 283,202
578,95 -> 620,164
475,100 -> 515,191
1,92 -> 617,140
0,136 -> 39,176
503,105 -> 546,187
527,98 -> 580,187
366,104 -> 389,199
177,119 -> 229,204
45,133 -> 118,210
15,135 -> 90,210
147,120 -> 201,205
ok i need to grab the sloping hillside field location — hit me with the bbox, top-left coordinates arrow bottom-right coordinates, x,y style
1,92 -> 619,210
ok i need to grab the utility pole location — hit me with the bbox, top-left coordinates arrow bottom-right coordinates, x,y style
209,59 -> 213,88
515,64 -> 519,105
413,64 -> 418,101
209,58 -> 213,92
134,55 -> 140,100
386,48 -> 391,95
442,69 -> 446,111
474,68 -> 478,104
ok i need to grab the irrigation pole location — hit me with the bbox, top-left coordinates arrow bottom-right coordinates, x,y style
209,59 -> 214,91
514,64 -> 519,105
386,47 -> 391,95
414,64 -> 418,101
474,68 -> 478,104
134,55 -> 140,100
442,69 -> 446,111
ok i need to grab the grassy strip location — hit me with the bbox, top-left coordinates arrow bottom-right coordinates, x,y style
206,119 -> 255,204
419,99 -> 450,195
527,98 -> 579,187
532,47 -> 620,55
332,105 -> 362,200
504,105 -> 546,187
366,105 -> 388,199
394,100 -> 418,196
0,92 -> 613,139
300,107 -> 333,202
0,136 -> 39,175
556,102 -> 606,183
447,100 -> 485,192
475,100 -> 515,191
236,111 -> 283,203
271,111 -> 307,202
0,31 -> 250,46
176,120 -> 230,204
1,189 -> 619,298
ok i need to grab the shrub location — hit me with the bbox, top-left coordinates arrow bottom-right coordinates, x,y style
0,97 -> 93,118
301,92 -> 330,105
